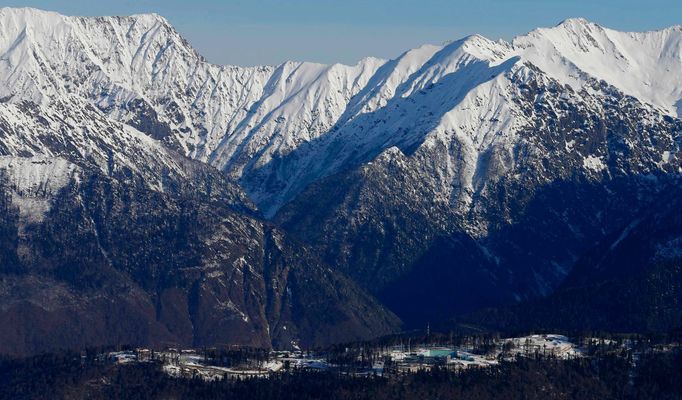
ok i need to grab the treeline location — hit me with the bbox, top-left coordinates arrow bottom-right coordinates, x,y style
0,350 -> 108,399
2,349 -> 682,399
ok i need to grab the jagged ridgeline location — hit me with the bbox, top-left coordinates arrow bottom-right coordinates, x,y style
0,7 -> 682,354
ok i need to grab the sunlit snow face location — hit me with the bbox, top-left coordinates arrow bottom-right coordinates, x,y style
1,8 -> 681,218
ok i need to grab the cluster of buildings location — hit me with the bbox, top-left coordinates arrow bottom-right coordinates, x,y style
385,346 -> 496,373
104,334 -> 581,381
499,334 -> 580,359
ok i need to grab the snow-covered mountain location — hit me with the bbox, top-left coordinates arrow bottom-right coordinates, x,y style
0,8 -> 404,355
1,7 -> 682,341
1,8 -> 680,217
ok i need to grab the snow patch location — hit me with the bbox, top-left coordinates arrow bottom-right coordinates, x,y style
0,156 -> 77,222
582,155 -> 606,173
610,218 -> 641,251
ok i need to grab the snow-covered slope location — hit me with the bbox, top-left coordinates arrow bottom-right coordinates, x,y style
0,8 -> 681,217
514,18 -> 682,117
0,7 -> 381,164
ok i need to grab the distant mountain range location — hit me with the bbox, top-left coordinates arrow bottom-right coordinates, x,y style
0,7 -> 681,355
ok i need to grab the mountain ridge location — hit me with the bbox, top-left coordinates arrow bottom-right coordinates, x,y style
1,7 -> 680,216
1,7 -> 682,351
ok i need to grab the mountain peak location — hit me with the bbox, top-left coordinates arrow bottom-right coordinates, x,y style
0,7 -> 65,26
555,17 -> 594,28
0,6 -> 61,16
127,12 -> 172,27
0,7 -> 173,40
542,17 -> 604,38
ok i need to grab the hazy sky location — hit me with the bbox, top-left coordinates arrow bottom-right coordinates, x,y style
4,0 -> 682,66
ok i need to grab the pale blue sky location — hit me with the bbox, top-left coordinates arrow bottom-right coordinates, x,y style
3,0 -> 681,66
